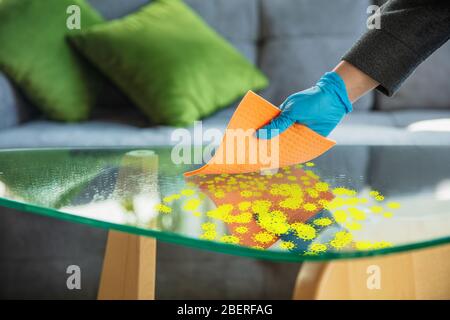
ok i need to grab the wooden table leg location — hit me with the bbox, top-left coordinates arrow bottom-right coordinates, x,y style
97,230 -> 156,300
293,243 -> 450,300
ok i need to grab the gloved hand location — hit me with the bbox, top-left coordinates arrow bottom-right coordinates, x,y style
256,72 -> 352,138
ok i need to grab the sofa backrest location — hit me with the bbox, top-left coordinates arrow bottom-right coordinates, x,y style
1,0 -> 449,128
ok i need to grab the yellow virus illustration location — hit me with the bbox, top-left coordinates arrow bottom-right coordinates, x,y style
220,235 -> 240,245
200,231 -> 216,241
375,195 -> 385,201
329,231 -> 353,249
214,190 -> 225,199
314,182 -> 329,192
163,194 -> 181,203
305,170 -> 319,180
313,217 -> 333,227
369,190 -> 380,197
201,222 -> 216,231
348,207 -> 366,220
252,245 -> 264,250
332,210 -> 347,223
181,189 -> 196,197
291,223 -> 316,240
383,211 -> 393,218
280,241 -> 296,250
303,203 -> 317,212
206,204 -> 234,220
305,162 -> 315,167
230,212 -> 253,224
183,198 -> 201,211
155,203 -> 172,214
258,210 -> 289,235
306,188 -> 319,198
238,201 -> 252,211
279,197 -> 303,210
252,200 -> 272,214
235,226 -> 249,234
253,232 -> 275,244
370,205 -> 383,213
240,190 -> 253,198
346,222 -> 362,231
387,202 -> 401,209
332,187 -> 357,196
373,241 -> 393,249
309,243 -> 327,253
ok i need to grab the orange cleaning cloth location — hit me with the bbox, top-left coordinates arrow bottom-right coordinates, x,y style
184,91 -> 335,177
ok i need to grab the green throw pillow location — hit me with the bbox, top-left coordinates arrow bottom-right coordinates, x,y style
69,0 -> 268,126
0,0 -> 104,121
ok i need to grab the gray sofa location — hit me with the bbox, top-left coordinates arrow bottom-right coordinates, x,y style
0,0 -> 449,299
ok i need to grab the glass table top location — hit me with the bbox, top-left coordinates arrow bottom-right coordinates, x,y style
0,146 -> 449,262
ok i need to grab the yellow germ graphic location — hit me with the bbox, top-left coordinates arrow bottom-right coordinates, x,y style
346,222 -> 362,231
280,241 -> 296,250
258,210 -> 290,235
313,217 -> 333,227
387,202 -> 401,209
306,188 -> 319,198
240,190 -> 253,198
309,243 -> 327,253
332,187 -> 357,196
383,212 -> 393,218
332,210 -> 347,223
355,241 -> 393,250
220,235 -> 240,244
348,207 -> 366,221
329,231 -> 353,249
254,232 -> 275,244
303,203 -> 317,212
235,226 -> 248,234
291,223 -> 316,240
369,190 -> 380,197
183,198 -> 201,211
200,222 -> 217,240
238,201 -> 252,211
181,189 -> 196,197
155,203 -> 172,214
370,205 -> 383,213
252,200 -> 272,214
163,194 -> 181,203
279,197 -> 303,210
214,190 -> 225,199
178,163 -> 401,256
314,182 -> 329,192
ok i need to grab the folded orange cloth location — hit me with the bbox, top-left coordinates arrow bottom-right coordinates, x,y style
184,91 -> 335,177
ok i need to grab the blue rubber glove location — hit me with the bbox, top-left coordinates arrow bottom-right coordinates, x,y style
256,72 -> 352,138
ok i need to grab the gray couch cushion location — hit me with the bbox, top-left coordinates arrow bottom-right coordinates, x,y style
377,42 -> 450,111
2,109 -> 450,148
0,73 -> 34,130
259,0 -> 374,111
330,110 -> 450,145
88,0 -> 150,20
87,0 -> 259,63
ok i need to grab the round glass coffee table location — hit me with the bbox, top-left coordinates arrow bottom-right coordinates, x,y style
0,146 -> 449,299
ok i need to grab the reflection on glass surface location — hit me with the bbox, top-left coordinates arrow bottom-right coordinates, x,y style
0,146 -> 449,262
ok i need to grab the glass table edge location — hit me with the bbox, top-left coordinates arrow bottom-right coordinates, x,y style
1,197 -> 449,263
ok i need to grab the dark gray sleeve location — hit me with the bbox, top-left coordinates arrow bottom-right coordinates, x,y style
342,0 -> 450,96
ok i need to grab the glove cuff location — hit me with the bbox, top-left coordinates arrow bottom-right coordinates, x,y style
317,72 -> 353,113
